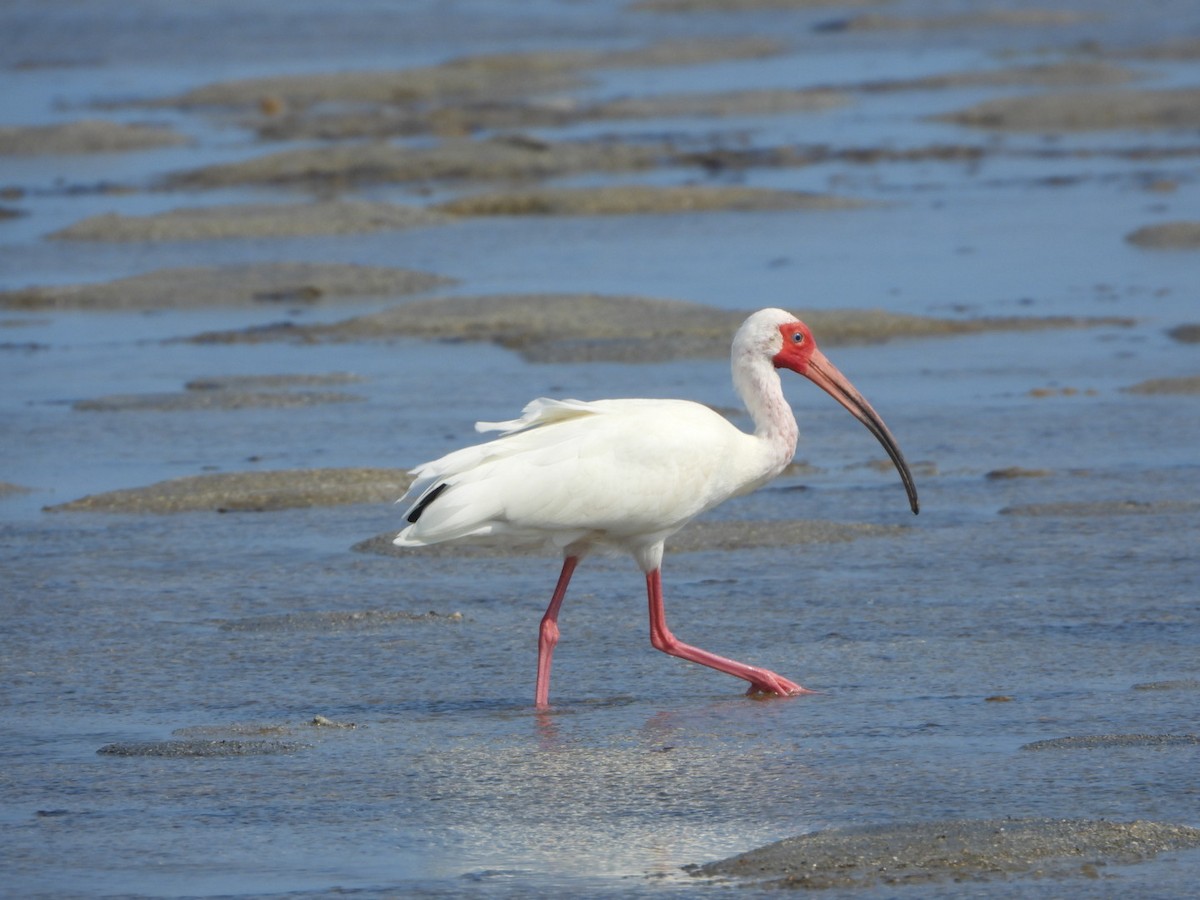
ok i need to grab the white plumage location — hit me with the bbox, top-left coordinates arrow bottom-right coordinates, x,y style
397,397 -> 778,566
395,308 -> 918,707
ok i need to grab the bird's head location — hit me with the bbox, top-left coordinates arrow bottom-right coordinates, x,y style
742,308 -> 920,515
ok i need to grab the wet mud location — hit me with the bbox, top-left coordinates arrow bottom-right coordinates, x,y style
690,819 -> 1200,889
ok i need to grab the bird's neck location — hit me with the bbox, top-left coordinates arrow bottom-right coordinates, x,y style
734,355 -> 799,472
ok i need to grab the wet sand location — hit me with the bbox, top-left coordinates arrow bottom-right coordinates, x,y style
44,468 -> 411,513
152,36 -> 784,110
1126,221 -> 1200,249
691,819 -> 1200,889
50,201 -> 453,241
3,0 -> 1200,896
352,518 -> 909,559
431,185 -> 868,216
933,87 -> 1200,132
0,263 -> 454,310
0,119 -> 189,154
186,293 -> 1136,362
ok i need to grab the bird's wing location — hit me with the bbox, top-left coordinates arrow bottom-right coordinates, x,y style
475,397 -> 600,435
399,398 -> 602,507
396,399 -> 757,549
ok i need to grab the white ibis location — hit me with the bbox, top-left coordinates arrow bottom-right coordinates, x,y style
395,308 -> 918,707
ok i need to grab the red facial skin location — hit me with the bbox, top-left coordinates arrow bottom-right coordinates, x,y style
773,321 -> 919,515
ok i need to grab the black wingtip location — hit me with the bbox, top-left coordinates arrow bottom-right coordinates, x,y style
406,482 -> 448,524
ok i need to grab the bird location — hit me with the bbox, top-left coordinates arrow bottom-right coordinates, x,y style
395,308 -> 919,707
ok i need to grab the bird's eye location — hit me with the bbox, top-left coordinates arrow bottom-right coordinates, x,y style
791,330 -> 805,344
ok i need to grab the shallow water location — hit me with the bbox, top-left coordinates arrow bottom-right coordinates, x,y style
3,0 -> 1200,897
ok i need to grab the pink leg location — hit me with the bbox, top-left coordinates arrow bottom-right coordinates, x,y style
645,569 -> 814,697
535,555 -> 579,709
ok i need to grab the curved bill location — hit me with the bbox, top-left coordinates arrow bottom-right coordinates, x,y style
804,349 -> 920,515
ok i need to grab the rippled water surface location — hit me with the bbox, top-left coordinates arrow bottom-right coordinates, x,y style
3,1 -> 1199,896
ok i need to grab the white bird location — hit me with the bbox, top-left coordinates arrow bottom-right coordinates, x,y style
396,308 -> 918,707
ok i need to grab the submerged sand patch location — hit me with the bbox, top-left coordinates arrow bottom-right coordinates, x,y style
0,263 -> 454,311
74,371 -> 367,411
1167,324 -> 1200,344
256,87 -> 849,142
935,87 -> 1200,132
167,136 -> 671,190
1122,374 -> 1200,395
1125,221 -> 1200,249
183,372 -> 365,391
860,60 -> 1140,93
186,293 -> 1136,363
0,119 -> 188,155
353,518 -> 906,558
245,60 -> 1135,144
217,609 -> 464,633
167,136 -> 1004,191
50,200 -> 451,241
1022,734 -> 1200,751
46,468 -> 412,513
432,185 -> 867,216
97,740 -> 307,757
816,10 -> 1091,32
73,390 -> 362,412
690,818 -> 1200,889
151,37 -> 783,110
632,0 -> 882,10
1000,499 -> 1199,517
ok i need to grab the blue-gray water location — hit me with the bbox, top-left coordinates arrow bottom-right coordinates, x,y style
3,1 -> 1199,896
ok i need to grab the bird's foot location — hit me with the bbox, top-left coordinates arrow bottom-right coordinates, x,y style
745,671 -> 816,699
